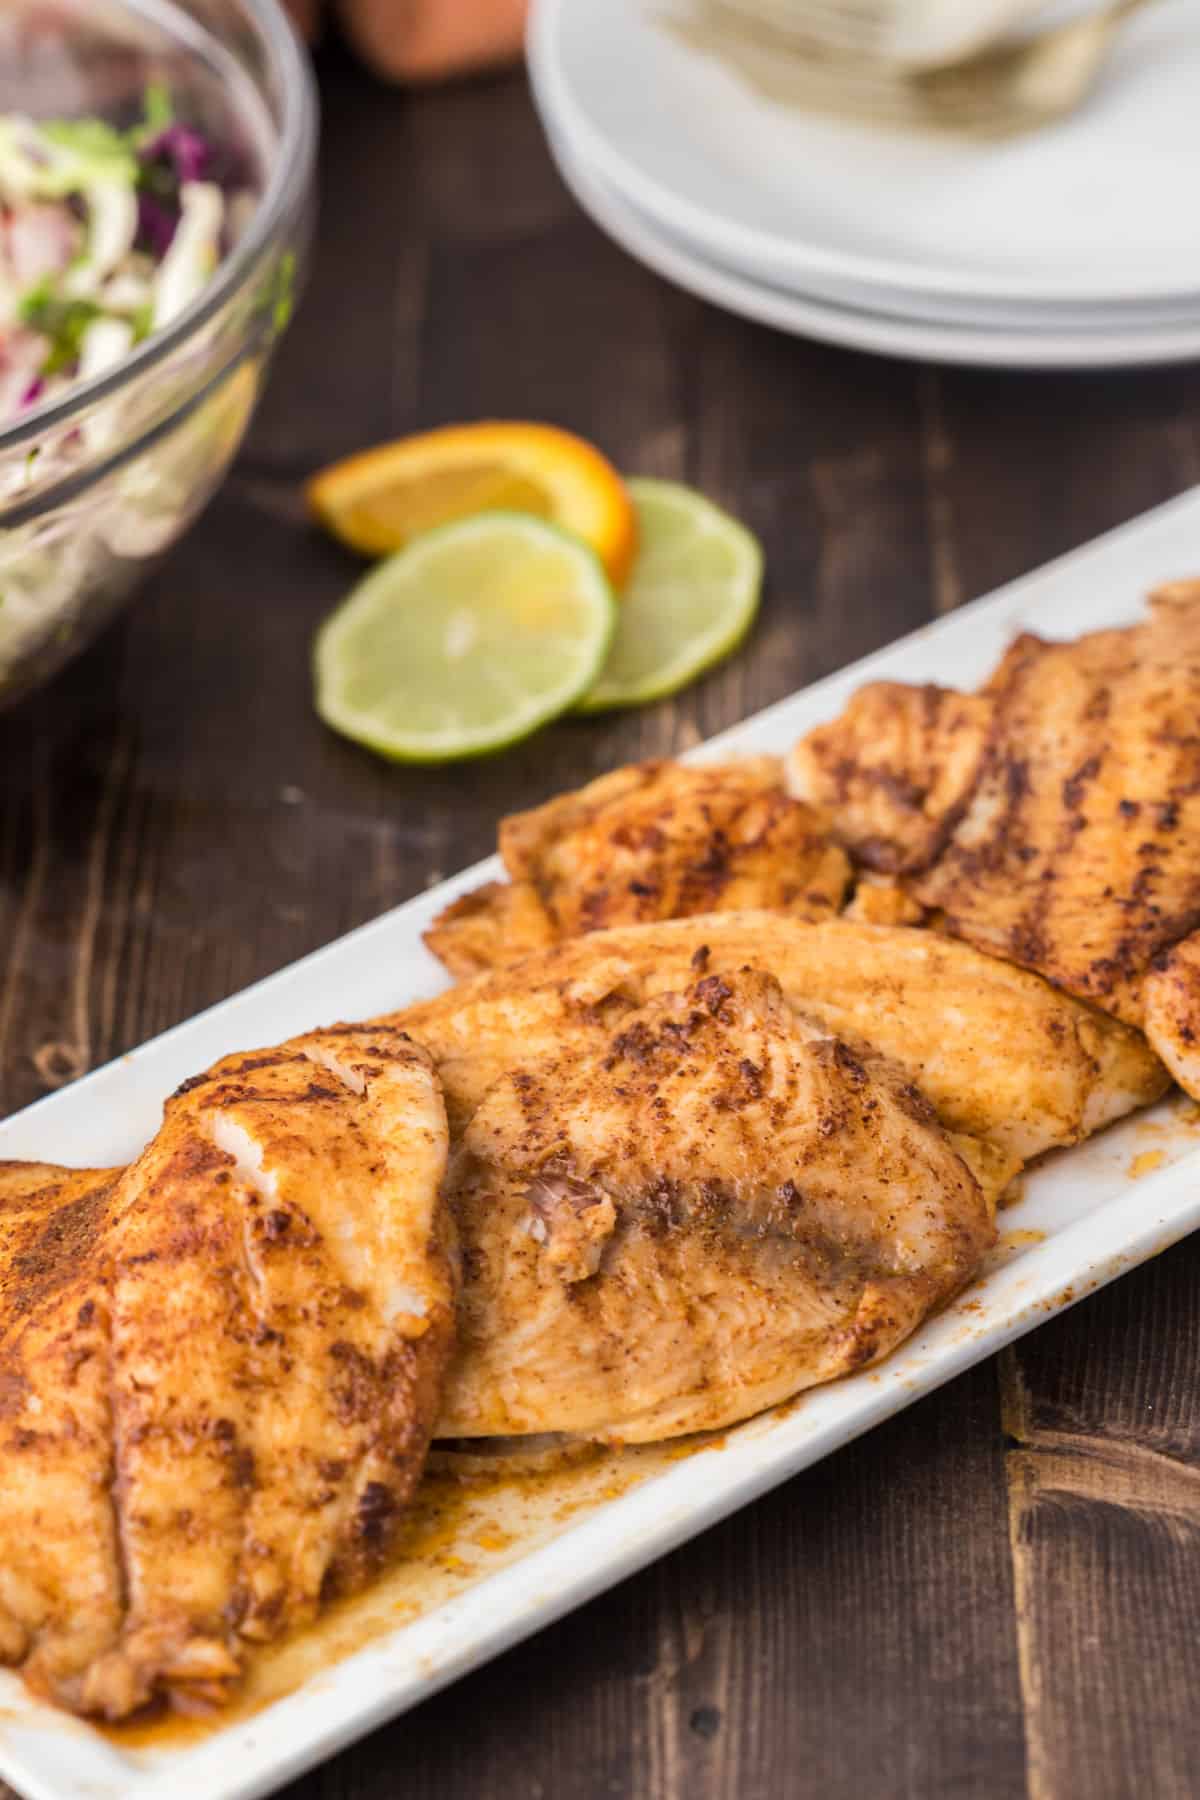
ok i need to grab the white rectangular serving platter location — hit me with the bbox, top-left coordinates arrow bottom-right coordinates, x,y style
4,488 -> 1200,1800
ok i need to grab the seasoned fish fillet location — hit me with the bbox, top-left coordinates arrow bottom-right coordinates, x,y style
425,757 -> 850,978
424,879 -> 556,981
439,967 -> 993,1442
1143,936 -> 1200,1098
0,1165 -> 125,1698
843,875 -> 926,927
397,914 -> 1166,1195
789,682 -> 994,875
788,584 -> 1200,1091
0,1026 -> 453,1720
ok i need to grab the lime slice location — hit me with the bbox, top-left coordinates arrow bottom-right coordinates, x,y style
314,513 -> 616,762
578,478 -> 763,713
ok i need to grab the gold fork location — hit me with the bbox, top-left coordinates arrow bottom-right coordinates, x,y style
715,0 -> 1049,67
664,0 -> 1165,139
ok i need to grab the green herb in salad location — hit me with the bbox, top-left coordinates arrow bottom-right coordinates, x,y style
137,82 -> 175,142
40,117 -> 138,185
18,295 -> 104,376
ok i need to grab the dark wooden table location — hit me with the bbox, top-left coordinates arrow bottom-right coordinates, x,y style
5,43 -> 1200,1800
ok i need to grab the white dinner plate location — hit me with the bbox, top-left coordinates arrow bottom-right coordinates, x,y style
529,0 -> 1200,309
5,489 -> 1200,1800
545,127 -> 1200,370
538,67 -> 1200,336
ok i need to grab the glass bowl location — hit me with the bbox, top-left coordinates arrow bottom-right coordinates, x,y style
0,0 -> 317,706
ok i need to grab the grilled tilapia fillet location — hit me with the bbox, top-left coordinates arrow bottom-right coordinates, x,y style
789,681 -> 995,877
439,968 -> 994,1443
397,913 -> 1166,1204
788,583 -> 1200,1093
0,1165 -> 126,1696
0,1026 -> 453,1721
425,757 -> 850,979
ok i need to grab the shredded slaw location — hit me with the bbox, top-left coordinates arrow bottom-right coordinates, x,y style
0,87 -> 265,686
0,87 -> 245,432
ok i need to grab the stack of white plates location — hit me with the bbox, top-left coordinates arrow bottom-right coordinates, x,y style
528,0 -> 1200,368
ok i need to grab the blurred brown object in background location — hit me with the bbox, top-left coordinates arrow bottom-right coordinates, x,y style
285,0 -> 528,82
285,0 -> 324,39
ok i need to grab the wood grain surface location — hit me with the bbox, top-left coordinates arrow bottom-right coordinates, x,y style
4,42 -> 1200,1800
